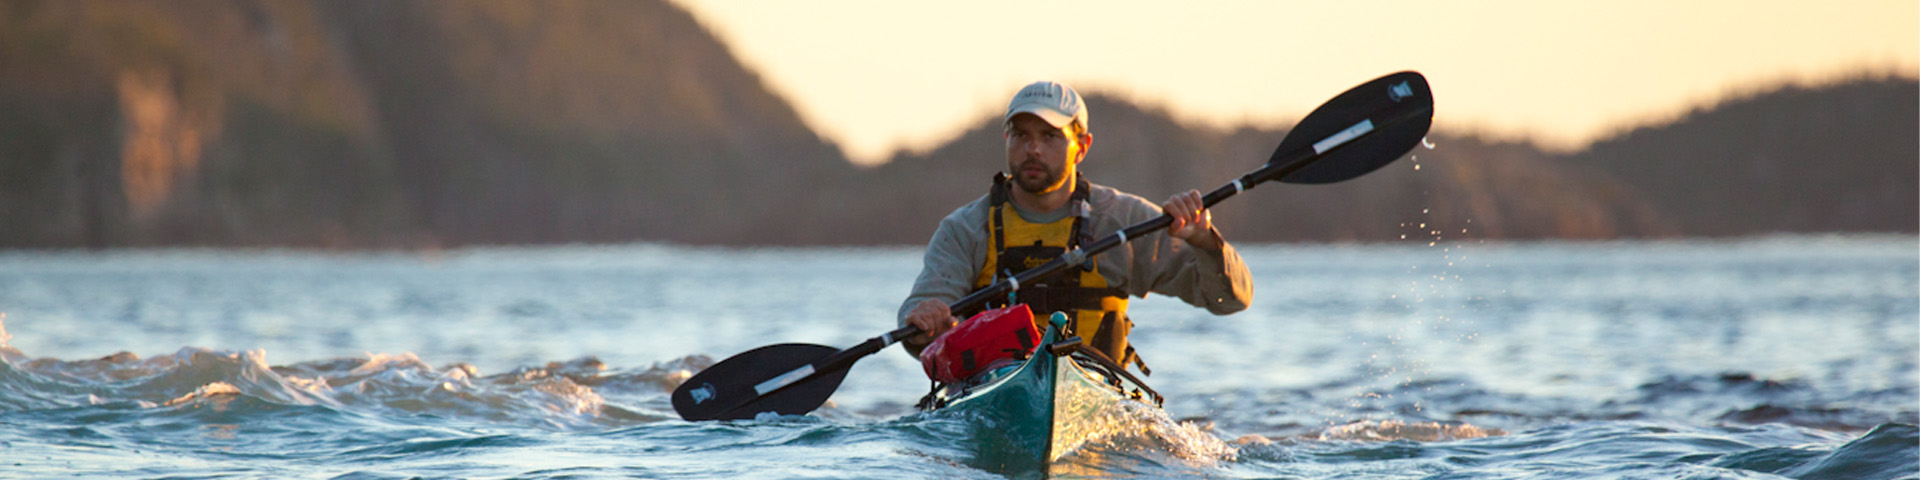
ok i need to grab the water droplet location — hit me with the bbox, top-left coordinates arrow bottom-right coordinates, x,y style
1421,137 -> 1436,149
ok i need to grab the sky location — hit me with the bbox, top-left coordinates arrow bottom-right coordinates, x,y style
667,0 -> 1918,165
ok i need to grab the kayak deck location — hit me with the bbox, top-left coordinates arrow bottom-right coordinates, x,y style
918,323 -> 1163,475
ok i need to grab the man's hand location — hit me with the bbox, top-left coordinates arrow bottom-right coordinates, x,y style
905,299 -> 958,346
1163,189 -> 1222,251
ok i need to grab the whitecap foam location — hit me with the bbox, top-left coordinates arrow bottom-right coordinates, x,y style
1315,419 -> 1506,442
1051,394 -> 1238,476
0,318 -> 698,427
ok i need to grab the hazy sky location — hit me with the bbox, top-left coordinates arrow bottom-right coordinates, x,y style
668,0 -> 1917,164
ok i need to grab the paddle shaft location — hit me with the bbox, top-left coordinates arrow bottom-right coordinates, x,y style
857,114 -> 1399,365
698,141 -> 1355,418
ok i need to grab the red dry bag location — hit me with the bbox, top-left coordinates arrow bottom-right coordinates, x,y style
918,304 -> 1041,383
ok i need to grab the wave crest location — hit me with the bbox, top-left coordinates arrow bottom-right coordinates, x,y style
1315,420 -> 1507,442
0,319 -> 708,428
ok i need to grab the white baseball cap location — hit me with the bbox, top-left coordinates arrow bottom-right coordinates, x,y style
1004,81 -> 1088,130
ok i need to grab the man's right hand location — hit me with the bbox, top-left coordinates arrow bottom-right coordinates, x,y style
905,300 -> 959,346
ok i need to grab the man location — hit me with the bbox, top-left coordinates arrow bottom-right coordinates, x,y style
899,80 -> 1254,371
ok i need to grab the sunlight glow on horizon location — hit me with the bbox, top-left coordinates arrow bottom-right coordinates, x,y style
670,0 -> 1918,165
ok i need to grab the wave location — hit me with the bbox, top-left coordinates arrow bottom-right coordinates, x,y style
1225,420 -> 1917,479
0,319 -> 709,429
1707,422 -> 1919,480
1629,372 -> 1919,432
1053,398 -> 1236,475
1311,419 -> 1507,442
1772,423 -> 1919,480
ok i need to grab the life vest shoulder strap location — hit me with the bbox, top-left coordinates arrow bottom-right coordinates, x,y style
988,173 -> 1095,257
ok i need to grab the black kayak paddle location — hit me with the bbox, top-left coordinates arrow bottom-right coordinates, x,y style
673,71 -> 1435,421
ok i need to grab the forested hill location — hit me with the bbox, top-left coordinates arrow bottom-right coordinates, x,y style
1,1 -> 1913,248
1564,79 -> 1917,236
1,0 -> 851,248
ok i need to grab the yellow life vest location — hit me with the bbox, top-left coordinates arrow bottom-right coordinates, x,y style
967,173 -> 1138,368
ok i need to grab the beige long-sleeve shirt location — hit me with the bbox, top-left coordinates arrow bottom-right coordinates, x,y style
897,181 -> 1254,355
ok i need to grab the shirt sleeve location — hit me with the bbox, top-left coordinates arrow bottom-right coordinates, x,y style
897,197 -> 990,356
1094,189 -> 1254,315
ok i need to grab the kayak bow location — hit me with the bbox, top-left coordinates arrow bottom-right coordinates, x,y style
919,313 -> 1163,474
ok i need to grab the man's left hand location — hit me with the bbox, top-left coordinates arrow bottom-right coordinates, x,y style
1162,190 -> 1222,251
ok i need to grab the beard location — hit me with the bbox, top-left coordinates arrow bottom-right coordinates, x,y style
1012,158 -> 1067,195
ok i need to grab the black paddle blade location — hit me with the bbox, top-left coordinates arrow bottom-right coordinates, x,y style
671,343 -> 849,421
1272,71 -> 1434,184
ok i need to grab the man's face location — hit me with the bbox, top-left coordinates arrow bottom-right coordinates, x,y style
1004,114 -> 1087,196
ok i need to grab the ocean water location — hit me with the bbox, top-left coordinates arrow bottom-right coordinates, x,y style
0,235 -> 1914,479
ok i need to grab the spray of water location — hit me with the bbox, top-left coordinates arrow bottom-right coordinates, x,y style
1318,135 -> 1500,442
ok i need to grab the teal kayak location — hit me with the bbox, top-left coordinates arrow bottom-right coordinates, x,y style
918,313 -> 1163,475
